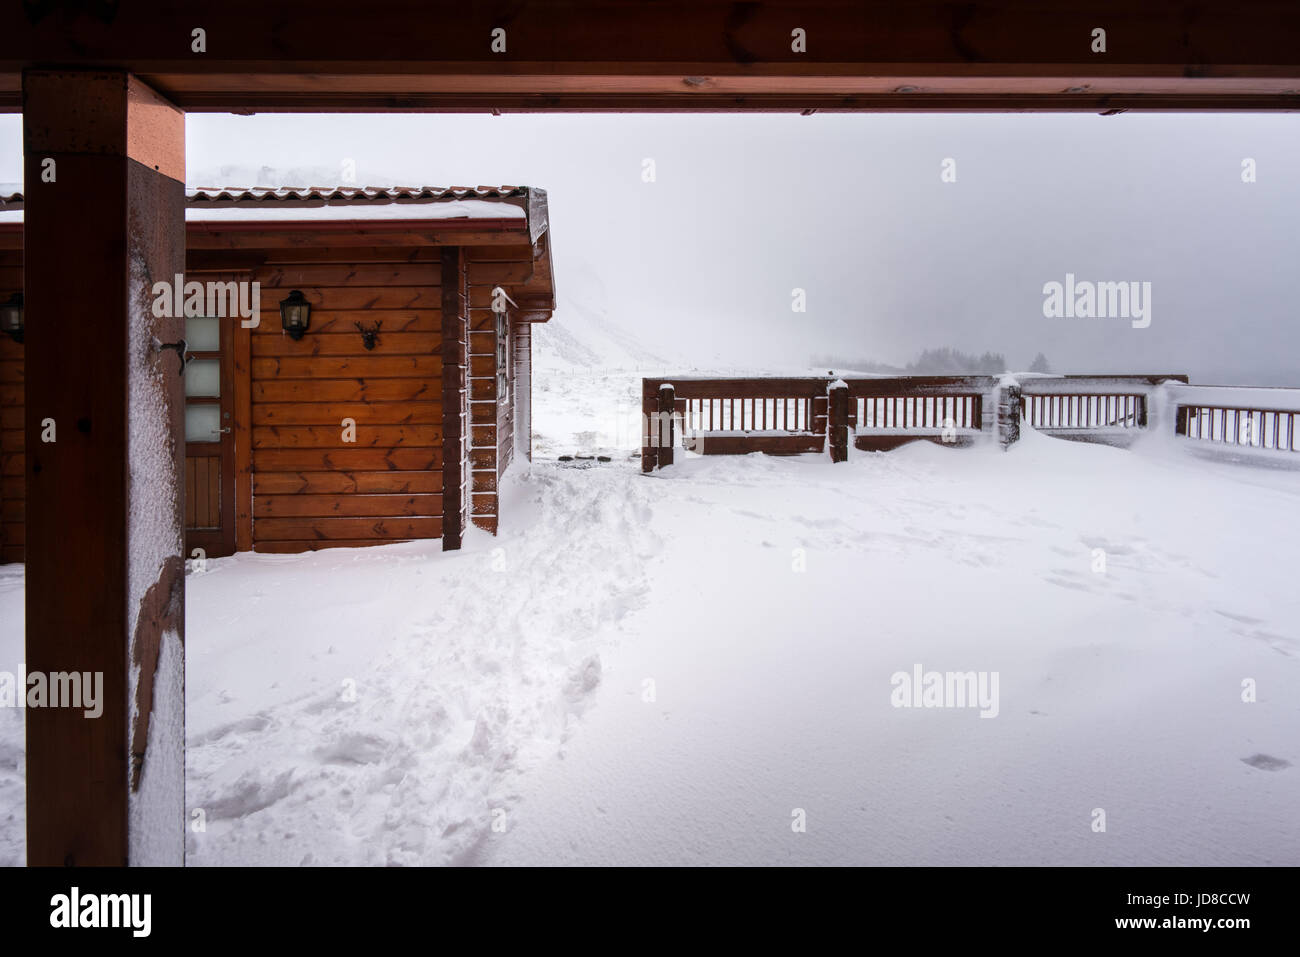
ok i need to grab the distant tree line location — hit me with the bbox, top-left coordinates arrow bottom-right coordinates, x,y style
814,347 -> 1051,375
906,347 -> 1007,374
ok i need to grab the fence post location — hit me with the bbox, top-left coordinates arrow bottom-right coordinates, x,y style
641,381 -> 657,472
1174,405 -> 1189,436
996,382 -> 1022,449
828,379 -> 849,462
658,383 -> 676,469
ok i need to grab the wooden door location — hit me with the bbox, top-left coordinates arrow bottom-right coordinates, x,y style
184,314 -> 235,557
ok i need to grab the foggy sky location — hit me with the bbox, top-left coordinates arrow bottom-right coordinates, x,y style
1,111 -> 1296,383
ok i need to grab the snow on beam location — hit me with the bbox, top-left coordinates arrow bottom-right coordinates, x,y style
1169,383 -> 1300,414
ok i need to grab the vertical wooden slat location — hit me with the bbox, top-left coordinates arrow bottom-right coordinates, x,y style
203,454 -> 215,530
441,246 -> 466,550
233,312 -> 253,551
209,457 -> 221,526
194,452 -> 209,526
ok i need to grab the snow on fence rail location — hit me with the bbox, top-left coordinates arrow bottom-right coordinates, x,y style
846,376 -> 997,452
1018,375 -> 1187,448
641,377 -> 828,470
1171,384 -> 1300,456
639,373 -> 1300,472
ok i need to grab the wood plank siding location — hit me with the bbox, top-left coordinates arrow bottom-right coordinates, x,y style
0,208 -> 551,562
248,257 -> 445,552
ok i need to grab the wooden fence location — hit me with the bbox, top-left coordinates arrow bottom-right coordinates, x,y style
1172,384 -> 1300,456
1019,375 -> 1187,448
846,376 -> 997,452
637,372 -> 1300,471
641,377 -> 828,471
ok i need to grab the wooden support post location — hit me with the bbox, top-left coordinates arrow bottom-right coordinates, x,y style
996,383 -> 1022,449
24,71 -> 186,865
1174,405 -> 1189,436
441,247 -> 467,550
640,380 -> 658,473
657,384 -> 676,469
828,380 -> 849,463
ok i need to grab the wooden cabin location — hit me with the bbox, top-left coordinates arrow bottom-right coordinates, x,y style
0,186 -> 555,562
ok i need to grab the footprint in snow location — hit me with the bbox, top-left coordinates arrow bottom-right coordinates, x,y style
1080,536 -> 1135,556
1043,573 -> 1095,593
314,732 -> 391,766
1215,609 -> 1266,626
1241,754 -> 1291,772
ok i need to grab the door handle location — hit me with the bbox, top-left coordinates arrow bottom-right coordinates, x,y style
211,426 -> 232,435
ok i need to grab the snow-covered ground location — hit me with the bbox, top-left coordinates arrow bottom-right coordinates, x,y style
1,321 -> 1298,866
473,430 -> 1300,865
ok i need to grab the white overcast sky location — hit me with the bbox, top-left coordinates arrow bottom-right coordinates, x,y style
1,111 -> 1296,382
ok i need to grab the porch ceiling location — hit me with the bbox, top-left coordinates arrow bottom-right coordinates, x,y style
3,1 -> 1300,113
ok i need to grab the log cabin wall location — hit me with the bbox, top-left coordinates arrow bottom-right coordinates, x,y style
0,246 -> 21,564
0,204 -> 551,563
247,253 -> 446,552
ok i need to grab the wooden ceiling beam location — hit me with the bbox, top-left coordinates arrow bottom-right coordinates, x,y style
2,1 -> 1299,112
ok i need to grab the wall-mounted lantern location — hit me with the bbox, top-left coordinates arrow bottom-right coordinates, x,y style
279,289 -> 311,340
0,293 -> 22,344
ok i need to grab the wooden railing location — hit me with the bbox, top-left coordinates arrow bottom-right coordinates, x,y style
641,373 -> 1206,469
1172,385 -> 1300,455
641,377 -> 828,471
1024,392 -> 1145,430
683,395 -> 816,433
845,376 -> 996,452
1019,375 -> 1187,447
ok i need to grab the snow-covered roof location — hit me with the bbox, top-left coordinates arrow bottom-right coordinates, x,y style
185,199 -> 523,222
0,186 -> 532,224
189,185 -> 526,203
0,183 -> 555,314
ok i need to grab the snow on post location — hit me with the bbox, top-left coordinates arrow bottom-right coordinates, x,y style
657,383 -> 676,468
996,374 -> 1022,450
827,379 -> 850,462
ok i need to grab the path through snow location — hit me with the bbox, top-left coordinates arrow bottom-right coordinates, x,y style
0,463 -> 660,866
183,466 -> 659,866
